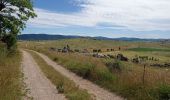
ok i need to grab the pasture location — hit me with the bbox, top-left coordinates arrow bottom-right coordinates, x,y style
19,38 -> 170,100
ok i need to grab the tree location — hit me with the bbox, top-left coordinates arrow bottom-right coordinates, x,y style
2,34 -> 17,50
0,0 -> 36,49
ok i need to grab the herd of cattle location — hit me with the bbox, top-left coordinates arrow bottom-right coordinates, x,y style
49,45 -> 170,68
49,45 -> 123,53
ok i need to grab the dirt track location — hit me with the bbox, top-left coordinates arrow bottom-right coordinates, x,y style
22,50 -> 66,100
33,50 -> 123,100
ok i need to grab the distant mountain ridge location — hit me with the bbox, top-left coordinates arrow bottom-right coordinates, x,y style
18,34 -> 169,41
18,34 -> 81,40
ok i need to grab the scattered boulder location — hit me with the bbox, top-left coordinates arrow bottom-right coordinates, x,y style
93,53 -> 109,58
82,49 -> 89,53
49,47 -> 56,51
93,49 -> 102,53
93,49 -> 98,53
62,47 -> 68,53
131,56 -> 159,64
116,54 -> 128,61
150,63 -> 170,68
132,58 -> 140,63
74,49 -> 80,53
107,54 -> 115,59
98,49 -> 102,52
57,49 -> 62,52
139,56 -> 149,60
164,63 -> 170,67
106,49 -> 114,52
111,49 -> 114,51
119,47 -> 121,51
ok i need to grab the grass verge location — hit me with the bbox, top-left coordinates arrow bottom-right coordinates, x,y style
0,47 -> 23,100
28,50 -> 92,100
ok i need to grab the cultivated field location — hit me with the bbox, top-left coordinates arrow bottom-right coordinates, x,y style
19,38 -> 170,100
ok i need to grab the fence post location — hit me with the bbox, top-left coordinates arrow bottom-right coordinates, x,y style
142,64 -> 146,85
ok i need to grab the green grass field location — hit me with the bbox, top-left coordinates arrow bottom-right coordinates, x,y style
128,47 -> 170,52
19,38 -> 170,100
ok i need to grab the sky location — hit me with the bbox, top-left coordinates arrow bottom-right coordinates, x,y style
23,0 -> 170,39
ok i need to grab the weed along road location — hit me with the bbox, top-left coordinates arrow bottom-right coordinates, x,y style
21,50 -> 66,100
30,50 -> 123,100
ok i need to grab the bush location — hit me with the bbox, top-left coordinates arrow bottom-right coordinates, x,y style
67,61 -> 95,79
53,57 -> 58,61
106,60 -> 123,72
2,34 -> 17,51
57,81 -> 64,93
95,68 -> 116,82
158,84 -> 170,100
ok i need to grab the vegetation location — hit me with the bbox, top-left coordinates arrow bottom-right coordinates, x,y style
0,1 -> 36,98
128,47 -> 170,52
157,84 -> 170,100
36,49 -> 116,86
19,39 -> 170,100
0,45 -> 23,100
29,50 -> 92,100
0,0 -> 36,50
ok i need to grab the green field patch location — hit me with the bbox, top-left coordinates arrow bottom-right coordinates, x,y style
128,47 -> 170,52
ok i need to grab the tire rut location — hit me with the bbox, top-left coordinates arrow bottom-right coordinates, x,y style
22,50 -> 66,100
33,50 -> 124,100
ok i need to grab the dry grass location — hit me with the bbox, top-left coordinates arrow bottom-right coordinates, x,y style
19,39 -> 170,100
18,38 -> 170,51
104,60 -> 170,100
28,50 -> 93,100
0,46 -> 23,100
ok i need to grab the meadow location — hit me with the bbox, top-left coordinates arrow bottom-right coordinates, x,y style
19,38 -> 170,100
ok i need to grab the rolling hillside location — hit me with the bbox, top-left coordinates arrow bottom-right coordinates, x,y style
18,34 -> 169,41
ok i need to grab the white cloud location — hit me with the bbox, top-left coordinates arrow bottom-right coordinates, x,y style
28,0 -> 170,31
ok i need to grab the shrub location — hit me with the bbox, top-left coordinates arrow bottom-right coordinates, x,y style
67,61 -> 95,79
106,60 -> 123,72
2,34 -> 17,50
53,57 -> 58,61
74,49 -> 80,52
57,81 -> 64,93
98,49 -> 102,52
158,84 -> 170,100
95,68 -> 116,82
93,49 -> 98,53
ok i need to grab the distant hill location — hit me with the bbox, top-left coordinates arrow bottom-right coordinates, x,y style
18,34 -> 81,40
18,34 -> 168,42
93,37 -> 163,42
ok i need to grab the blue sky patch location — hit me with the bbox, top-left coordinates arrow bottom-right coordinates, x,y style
24,0 -> 170,39
34,0 -> 82,13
